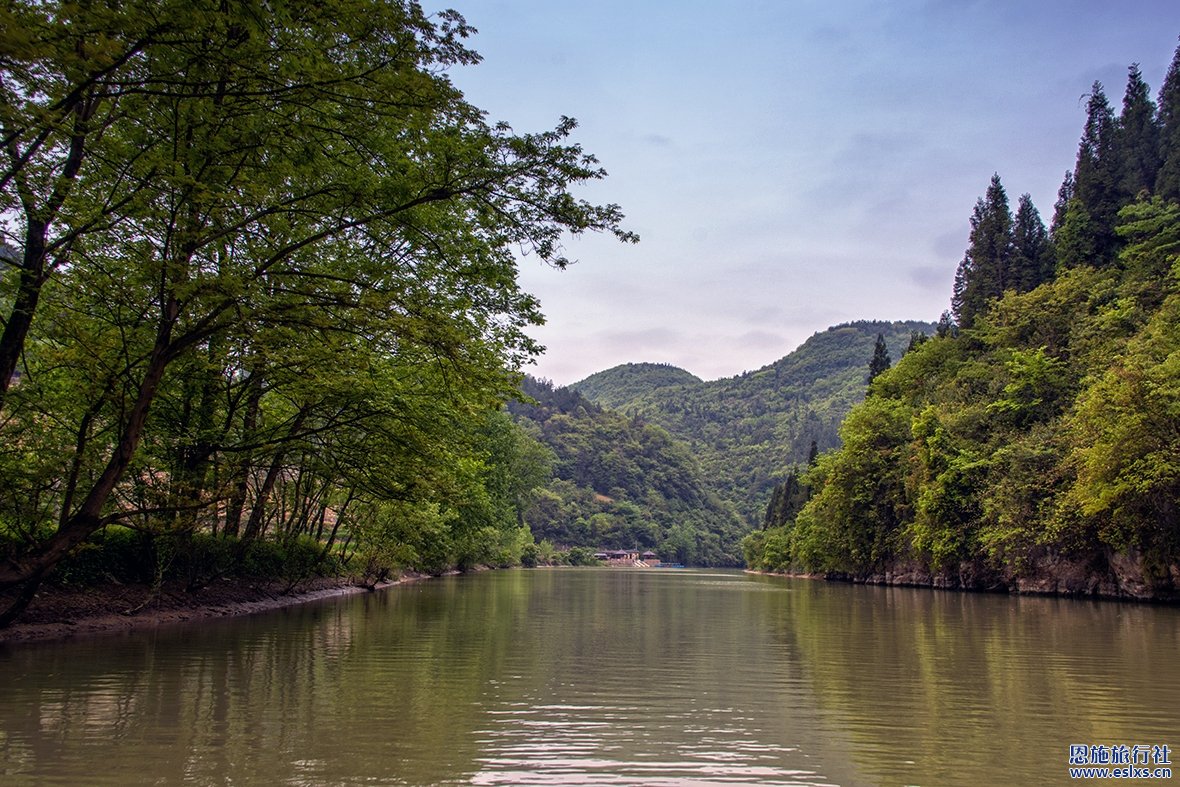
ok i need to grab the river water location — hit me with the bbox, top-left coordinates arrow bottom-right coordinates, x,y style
0,568 -> 1176,785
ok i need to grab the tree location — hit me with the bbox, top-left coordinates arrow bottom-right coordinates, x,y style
1051,170 -> 1075,236
951,174 -> 1013,327
936,310 -> 957,339
905,330 -> 929,355
1011,194 -> 1055,292
0,1 -> 165,405
1118,64 -> 1162,198
867,332 -> 891,388
762,468 -> 809,529
1066,289 -> 1180,569
1059,82 -> 1123,267
0,1 -> 635,605
1156,40 -> 1180,201
789,397 -> 911,573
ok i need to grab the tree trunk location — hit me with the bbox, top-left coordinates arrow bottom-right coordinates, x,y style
241,408 -> 309,544
223,371 -> 263,538
0,223 -> 48,404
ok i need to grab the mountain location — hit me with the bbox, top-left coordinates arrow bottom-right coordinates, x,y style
509,377 -> 745,566
572,363 -> 702,410
572,320 -> 936,523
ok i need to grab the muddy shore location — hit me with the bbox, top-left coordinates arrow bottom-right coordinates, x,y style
0,574 -> 426,646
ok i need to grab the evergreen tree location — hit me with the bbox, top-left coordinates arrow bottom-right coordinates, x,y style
1118,64 -> 1162,198
867,332 -> 891,387
763,469 -> 809,529
1011,194 -> 1055,291
951,174 -> 1013,327
1051,170 -> 1075,236
905,330 -> 929,355
1061,82 -> 1123,267
1157,41 -> 1180,202
936,310 -> 956,339
1054,198 -> 1099,271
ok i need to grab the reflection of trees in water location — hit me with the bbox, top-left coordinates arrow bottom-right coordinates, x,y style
771,579 -> 1180,785
1,572 -> 1176,785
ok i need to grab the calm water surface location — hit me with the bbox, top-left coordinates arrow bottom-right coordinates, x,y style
1,569 -> 1177,785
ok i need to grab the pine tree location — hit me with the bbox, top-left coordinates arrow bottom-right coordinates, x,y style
1011,193 -> 1055,291
1157,40 -> 1180,201
936,310 -> 956,338
1051,170 -> 1075,236
763,468 -> 810,529
1062,82 -> 1123,267
1119,64 -> 1162,198
951,174 -> 1013,327
905,330 -> 929,355
1054,198 -> 1099,271
867,332 -> 891,388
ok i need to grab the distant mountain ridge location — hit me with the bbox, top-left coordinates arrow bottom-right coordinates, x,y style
571,320 -> 936,523
572,362 -> 702,410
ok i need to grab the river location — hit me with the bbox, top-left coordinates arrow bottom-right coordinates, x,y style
1,568 -> 1176,785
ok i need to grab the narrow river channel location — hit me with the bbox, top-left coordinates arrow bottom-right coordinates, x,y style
1,568 -> 1176,785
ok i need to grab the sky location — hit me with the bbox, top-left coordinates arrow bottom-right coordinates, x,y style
429,1 -> 1180,384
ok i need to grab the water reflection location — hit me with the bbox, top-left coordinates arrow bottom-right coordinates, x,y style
0,569 -> 1176,785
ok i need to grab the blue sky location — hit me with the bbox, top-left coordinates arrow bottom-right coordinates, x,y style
433,1 -> 1180,383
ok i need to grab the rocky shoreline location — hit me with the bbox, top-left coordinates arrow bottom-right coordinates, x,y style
749,548 -> 1180,603
0,573 -> 427,646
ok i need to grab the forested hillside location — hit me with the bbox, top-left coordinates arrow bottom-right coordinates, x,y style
573,321 -> 934,523
572,363 -> 702,410
744,49 -> 1180,600
510,378 -> 745,565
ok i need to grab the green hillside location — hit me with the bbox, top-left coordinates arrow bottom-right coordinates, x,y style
743,41 -> 1180,599
572,362 -> 702,410
572,320 -> 935,523
509,377 -> 745,565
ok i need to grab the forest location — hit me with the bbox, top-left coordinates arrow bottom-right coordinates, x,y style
744,50 -> 1180,599
508,376 -> 745,566
571,321 -> 933,524
0,1 -> 635,625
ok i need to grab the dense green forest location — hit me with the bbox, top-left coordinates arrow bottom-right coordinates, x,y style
572,363 -> 703,410
509,377 -> 745,565
572,321 -> 934,523
0,1 -> 635,624
744,51 -> 1180,600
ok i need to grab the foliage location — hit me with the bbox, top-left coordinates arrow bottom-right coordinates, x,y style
867,333 -> 892,388
1064,275 -> 1180,561
563,546 -> 601,566
0,1 -> 633,619
952,176 -> 1054,328
746,201 -> 1180,587
571,321 -> 934,525
744,42 -> 1180,591
571,363 -> 703,410
510,377 -> 745,566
